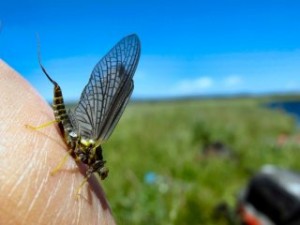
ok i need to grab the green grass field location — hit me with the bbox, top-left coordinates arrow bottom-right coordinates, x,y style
98,97 -> 300,225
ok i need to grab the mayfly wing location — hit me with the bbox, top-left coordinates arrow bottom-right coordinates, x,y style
69,34 -> 141,144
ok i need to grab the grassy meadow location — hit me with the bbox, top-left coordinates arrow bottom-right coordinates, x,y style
95,97 -> 300,225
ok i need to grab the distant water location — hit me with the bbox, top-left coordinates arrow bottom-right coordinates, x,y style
267,101 -> 300,123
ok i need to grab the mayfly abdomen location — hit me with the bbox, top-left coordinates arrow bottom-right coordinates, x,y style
52,84 -> 73,134
39,63 -> 74,137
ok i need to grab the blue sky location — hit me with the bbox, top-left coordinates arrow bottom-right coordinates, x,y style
1,0 -> 300,101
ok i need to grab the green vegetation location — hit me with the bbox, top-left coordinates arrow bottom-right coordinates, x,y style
99,98 -> 300,225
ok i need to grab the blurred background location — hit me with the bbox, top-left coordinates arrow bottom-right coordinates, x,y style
1,0 -> 300,101
1,0 -> 300,224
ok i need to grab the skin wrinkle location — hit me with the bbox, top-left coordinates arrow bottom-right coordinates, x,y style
25,140 -> 50,217
4,151 -> 25,192
15,187 -> 32,224
61,174 -> 76,224
53,175 -> 69,225
7,125 -> 43,199
25,176 -> 46,219
4,122 -> 45,188
69,173 -> 78,225
51,197 -> 65,225
32,134 -> 49,186
7,154 -> 35,198
16,133 -> 46,222
75,193 -> 83,225
52,174 -> 66,221
0,60 -> 115,225
15,170 -> 32,208
51,172 -> 71,225
71,171 -> 86,225
36,170 -> 61,225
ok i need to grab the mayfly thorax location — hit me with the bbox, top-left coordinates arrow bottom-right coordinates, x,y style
37,34 -> 141,184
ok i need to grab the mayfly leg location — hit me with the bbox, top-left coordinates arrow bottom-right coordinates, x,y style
26,120 -> 58,130
74,166 -> 98,198
50,149 -> 73,175
75,177 -> 89,199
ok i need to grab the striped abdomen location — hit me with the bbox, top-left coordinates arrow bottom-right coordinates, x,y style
52,84 -> 73,136
40,64 -> 74,139
38,61 -> 76,149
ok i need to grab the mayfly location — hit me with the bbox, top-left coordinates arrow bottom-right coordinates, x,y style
37,34 -> 140,188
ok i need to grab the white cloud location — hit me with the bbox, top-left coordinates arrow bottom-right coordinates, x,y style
174,76 -> 214,94
284,81 -> 299,91
223,75 -> 243,87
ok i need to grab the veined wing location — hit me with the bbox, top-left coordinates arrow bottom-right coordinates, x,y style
69,34 -> 141,144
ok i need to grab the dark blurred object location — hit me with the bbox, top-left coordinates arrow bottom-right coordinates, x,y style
267,101 -> 300,124
203,141 -> 234,157
238,165 -> 300,225
213,202 -> 240,225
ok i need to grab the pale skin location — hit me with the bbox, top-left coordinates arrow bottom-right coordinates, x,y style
0,60 -> 116,225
